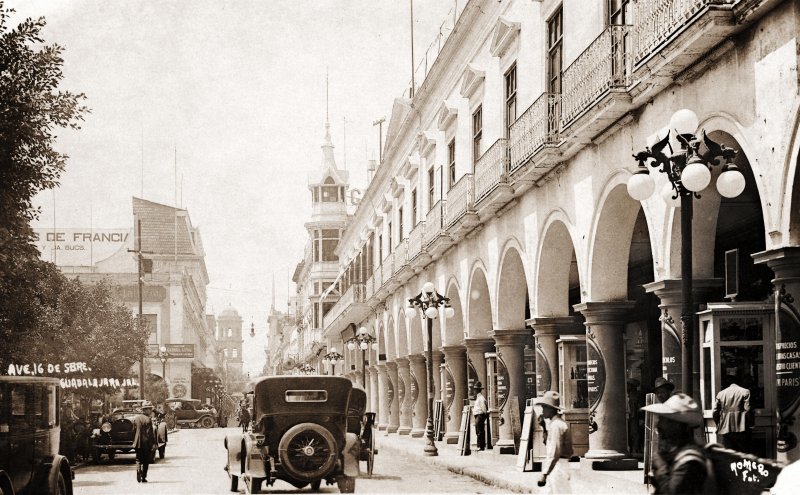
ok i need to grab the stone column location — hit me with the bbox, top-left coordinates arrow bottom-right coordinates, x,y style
376,364 -> 389,430
386,361 -> 400,433
490,329 -> 530,454
409,354 -> 428,437
396,357 -> 413,435
754,246 -> 800,463
645,279 -> 723,393
432,350 -> 444,403
574,301 -> 635,459
368,365 -> 379,414
441,345 -> 467,444
529,317 -> 578,396
464,337 -> 495,391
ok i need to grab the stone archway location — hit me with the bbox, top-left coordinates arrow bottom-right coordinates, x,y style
467,265 -> 492,338
444,279 -> 464,345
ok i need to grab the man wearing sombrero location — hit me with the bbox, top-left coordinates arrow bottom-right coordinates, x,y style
472,381 -> 488,451
642,393 -> 713,494
534,391 -> 573,490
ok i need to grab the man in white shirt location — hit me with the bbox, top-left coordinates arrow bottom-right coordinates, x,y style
535,390 -> 573,491
472,381 -> 488,451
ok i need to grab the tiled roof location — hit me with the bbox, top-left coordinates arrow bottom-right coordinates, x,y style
132,197 -> 196,255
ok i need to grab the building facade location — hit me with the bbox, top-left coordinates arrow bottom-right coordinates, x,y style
312,0 -> 800,464
35,197 -> 217,400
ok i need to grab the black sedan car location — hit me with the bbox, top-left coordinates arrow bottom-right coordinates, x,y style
90,401 -> 167,463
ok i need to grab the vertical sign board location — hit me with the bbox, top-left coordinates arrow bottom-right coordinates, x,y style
516,399 -> 536,471
467,363 -> 478,400
433,400 -> 444,441
495,358 -> 510,410
524,346 -> 536,400
643,392 -> 656,484
444,367 -> 455,411
662,324 -> 681,385
535,348 -> 551,398
457,404 -> 472,456
777,307 -> 800,454
586,338 -> 606,411
509,395 -> 521,454
409,371 -> 419,407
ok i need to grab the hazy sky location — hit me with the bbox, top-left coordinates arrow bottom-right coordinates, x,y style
15,0 -> 458,375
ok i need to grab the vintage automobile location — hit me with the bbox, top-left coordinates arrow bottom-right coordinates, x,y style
0,376 -> 73,495
346,388 -> 377,477
90,401 -> 167,462
164,398 -> 216,429
224,376 -> 362,493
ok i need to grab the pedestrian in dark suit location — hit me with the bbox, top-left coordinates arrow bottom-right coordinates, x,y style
133,400 -> 156,483
713,375 -> 752,452
471,381 -> 488,451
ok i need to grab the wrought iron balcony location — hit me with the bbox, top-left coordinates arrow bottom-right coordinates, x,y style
509,93 -> 561,173
322,282 -> 367,332
445,173 -> 475,227
393,238 -> 409,275
381,253 -> 394,289
408,221 -> 425,261
561,25 -> 631,130
474,138 -> 510,202
424,200 -> 445,246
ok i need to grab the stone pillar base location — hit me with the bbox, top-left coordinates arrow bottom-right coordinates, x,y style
584,449 -> 626,460
444,432 -> 459,444
378,424 -> 388,431
397,427 -> 412,435
494,440 -> 516,455
410,428 -> 424,438
387,425 -> 398,433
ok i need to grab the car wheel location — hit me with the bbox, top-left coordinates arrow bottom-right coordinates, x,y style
310,479 -> 322,492
229,474 -> 238,492
200,416 -> 214,428
278,423 -> 337,481
337,475 -> 355,493
159,445 -> 166,459
56,470 -> 67,495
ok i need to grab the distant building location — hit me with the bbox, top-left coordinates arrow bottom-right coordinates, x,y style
34,197 -> 216,399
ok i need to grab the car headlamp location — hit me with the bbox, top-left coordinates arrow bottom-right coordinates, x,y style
100,422 -> 112,433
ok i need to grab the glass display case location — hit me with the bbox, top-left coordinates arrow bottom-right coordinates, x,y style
698,302 -> 776,459
557,335 -> 590,456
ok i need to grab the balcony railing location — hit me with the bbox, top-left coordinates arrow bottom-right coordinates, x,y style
323,283 -> 365,328
394,238 -> 408,274
632,0 -> 735,67
424,201 -> 445,246
381,253 -> 394,287
509,93 -> 560,172
408,222 -> 425,260
445,174 -> 474,226
561,25 -> 631,128
474,139 -> 509,202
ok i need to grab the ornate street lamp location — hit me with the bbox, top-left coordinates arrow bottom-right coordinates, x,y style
157,346 -> 171,383
347,327 -> 379,388
408,281 -> 455,457
322,347 -> 344,375
298,363 -> 316,375
628,108 -> 744,396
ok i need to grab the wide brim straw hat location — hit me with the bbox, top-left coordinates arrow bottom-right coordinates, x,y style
473,381 -> 483,391
533,391 -> 563,413
641,393 -> 702,426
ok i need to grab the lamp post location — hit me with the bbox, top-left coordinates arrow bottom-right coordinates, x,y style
157,345 -> 171,384
627,109 -> 744,396
408,281 -> 455,457
323,347 -> 344,375
347,327 -> 379,388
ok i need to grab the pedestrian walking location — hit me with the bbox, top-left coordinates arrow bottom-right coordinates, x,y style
713,374 -> 752,453
239,401 -> 251,432
642,393 -> 715,495
471,381 -> 488,451
132,400 -> 156,483
534,391 -> 572,492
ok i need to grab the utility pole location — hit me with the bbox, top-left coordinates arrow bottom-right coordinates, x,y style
373,117 -> 385,164
137,219 -> 145,400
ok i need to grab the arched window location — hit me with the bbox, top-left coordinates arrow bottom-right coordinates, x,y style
321,176 -> 340,202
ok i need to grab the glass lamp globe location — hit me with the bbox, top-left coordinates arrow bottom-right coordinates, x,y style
444,306 -> 455,319
627,170 -> 655,201
160,345 -> 167,354
681,159 -> 711,192
406,306 -> 417,318
422,282 -> 435,295
717,164 -> 746,198
425,307 -> 439,319
348,341 -> 356,351
371,342 -> 379,351
358,327 -> 367,336
360,342 -> 368,350
660,182 -> 681,208
330,347 -> 337,354
670,109 -> 699,136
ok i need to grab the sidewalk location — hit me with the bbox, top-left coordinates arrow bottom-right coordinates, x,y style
376,431 -> 649,494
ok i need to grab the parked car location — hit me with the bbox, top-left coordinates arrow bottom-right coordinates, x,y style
90,401 -> 167,462
0,376 -> 73,495
224,376 -> 361,493
164,398 -> 216,429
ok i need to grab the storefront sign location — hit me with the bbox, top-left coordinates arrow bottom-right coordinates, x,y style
495,358 -> 509,410
776,309 -> 800,419
444,368 -> 455,411
662,328 -> 681,384
535,348 -> 551,397
147,344 -> 195,359
587,338 -> 606,411
33,228 -> 131,267
408,371 -> 419,406
114,285 -> 167,303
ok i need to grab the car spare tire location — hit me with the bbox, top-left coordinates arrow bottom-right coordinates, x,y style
278,423 -> 337,481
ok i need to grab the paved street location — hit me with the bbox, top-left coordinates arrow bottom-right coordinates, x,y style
73,427 -> 506,494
